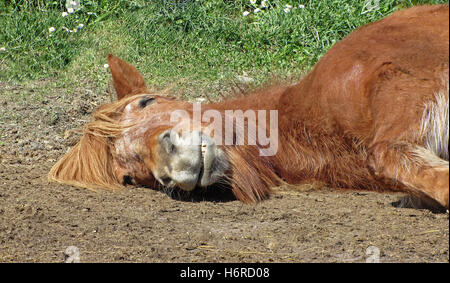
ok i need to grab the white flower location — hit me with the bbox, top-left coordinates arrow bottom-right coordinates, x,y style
68,7 -> 74,14
243,11 -> 250,16
283,7 -> 290,13
254,8 -> 261,13
48,27 -> 55,33
77,23 -> 84,30
250,0 -> 257,4
62,11 -> 68,17
66,0 -> 80,11
261,0 -> 268,8
104,64 -> 109,69
87,12 -> 93,15
72,28 -> 77,33
285,4 -> 292,9
299,4 -> 305,9
0,47 -> 6,52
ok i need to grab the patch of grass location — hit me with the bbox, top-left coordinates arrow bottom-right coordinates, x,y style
1,0 -> 448,98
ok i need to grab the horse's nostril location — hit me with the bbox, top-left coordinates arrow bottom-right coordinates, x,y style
161,130 -> 171,140
160,130 -> 177,154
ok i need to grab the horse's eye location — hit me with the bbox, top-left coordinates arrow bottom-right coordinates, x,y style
122,175 -> 134,186
139,96 -> 156,108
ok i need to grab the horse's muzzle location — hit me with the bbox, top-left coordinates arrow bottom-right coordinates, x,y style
155,130 -> 228,191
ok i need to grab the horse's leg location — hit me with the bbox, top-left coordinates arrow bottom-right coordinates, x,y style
368,143 -> 449,210
365,64 -> 449,209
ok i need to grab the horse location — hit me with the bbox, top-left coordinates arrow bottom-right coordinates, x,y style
49,5 -> 449,210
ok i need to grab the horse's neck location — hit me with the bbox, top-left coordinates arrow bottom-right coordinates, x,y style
203,84 -> 288,112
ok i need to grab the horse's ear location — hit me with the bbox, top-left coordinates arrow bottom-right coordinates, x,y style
107,54 -> 148,100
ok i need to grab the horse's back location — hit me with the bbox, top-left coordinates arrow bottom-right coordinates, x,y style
279,5 -> 449,144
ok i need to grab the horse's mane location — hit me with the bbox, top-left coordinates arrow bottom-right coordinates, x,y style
203,81 -> 289,202
48,95 -> 143,190
224,145 -> 282,203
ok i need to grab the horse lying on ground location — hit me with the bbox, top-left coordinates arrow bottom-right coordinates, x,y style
49,5 -> 449,210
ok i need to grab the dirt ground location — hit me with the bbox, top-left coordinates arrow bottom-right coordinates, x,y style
0,80 -> 448,263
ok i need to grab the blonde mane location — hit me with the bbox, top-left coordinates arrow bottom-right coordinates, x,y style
48,95 -> 143,190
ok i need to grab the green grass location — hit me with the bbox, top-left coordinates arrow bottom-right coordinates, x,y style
1,0 -> 448,98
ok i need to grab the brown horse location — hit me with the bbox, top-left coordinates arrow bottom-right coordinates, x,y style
49,5 -> 449,210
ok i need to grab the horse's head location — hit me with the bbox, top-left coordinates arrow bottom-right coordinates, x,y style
49,54 -> 229,196
109,55 -> 230,192
113,94 -> 230,192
